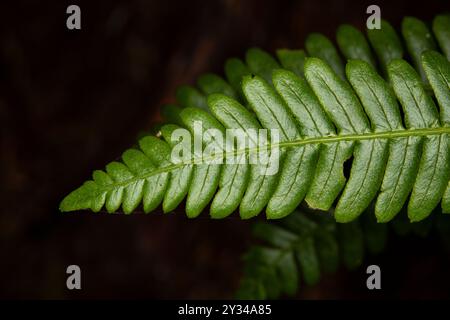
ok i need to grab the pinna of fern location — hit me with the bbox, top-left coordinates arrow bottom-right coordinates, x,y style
60,14 -> 450,224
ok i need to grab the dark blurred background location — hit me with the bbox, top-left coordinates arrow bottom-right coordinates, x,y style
1,0 -> 450,299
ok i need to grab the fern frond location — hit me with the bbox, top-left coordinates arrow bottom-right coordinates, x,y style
235,209 -> 390,299
61,14 -> 450,223
236,206 -> 450,299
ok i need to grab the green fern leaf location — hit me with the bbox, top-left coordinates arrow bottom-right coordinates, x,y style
433,14 -> 450,60
276,49 -> 306,78
237,208 -> 443,299
402,16 -> 438,82
61,15 -> 450,223
337,24 -> 377,68
237,210 -> 384,299
366,19 -> 404,76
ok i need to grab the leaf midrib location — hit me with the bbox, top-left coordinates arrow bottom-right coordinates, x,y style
97,127 -> 450,194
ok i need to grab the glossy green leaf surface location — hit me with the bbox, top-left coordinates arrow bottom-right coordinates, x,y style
197,73 -> 238,99
305,33 -> 345,80
432,14 -> 450,60
160,124 -> 193,213
176,85 -> 208,110
388,59 -> 449,221
276,49 -> 306,77
224,58 -> 251,99
402,16 -> 437,81
337,24 -> 376,67
367,20 -> 404,76
180,108 -> 224,217
245,48 -> 280,84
